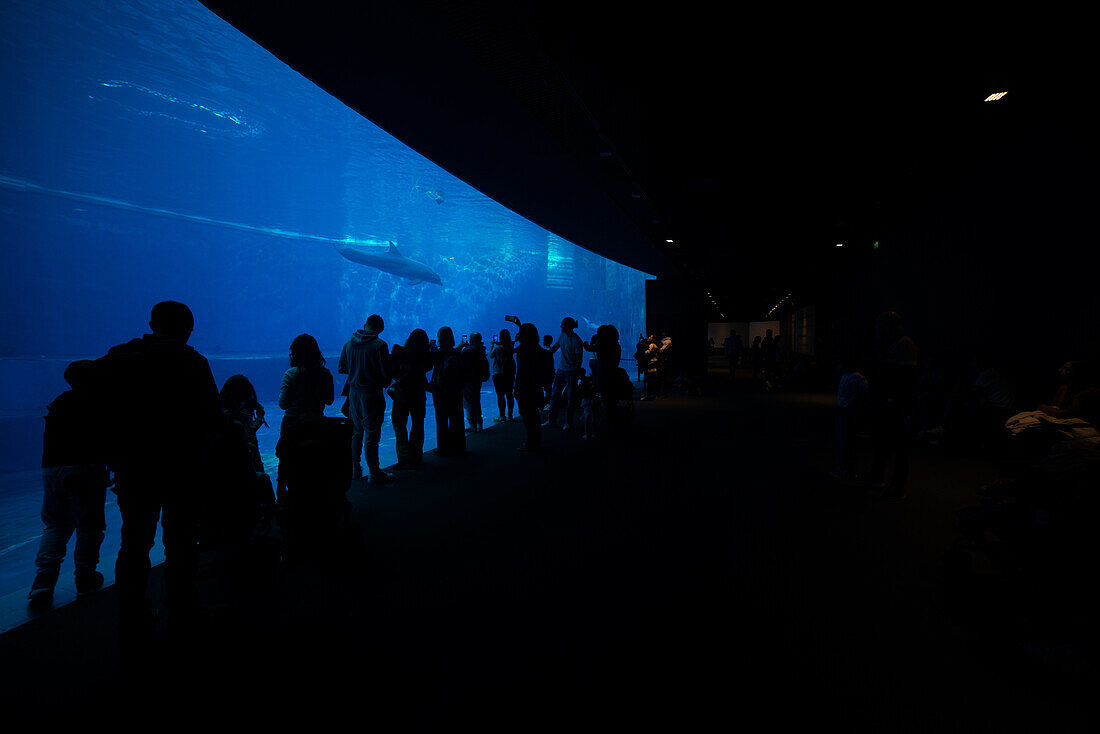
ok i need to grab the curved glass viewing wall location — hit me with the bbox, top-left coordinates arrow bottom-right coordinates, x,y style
0,0 -> 650,614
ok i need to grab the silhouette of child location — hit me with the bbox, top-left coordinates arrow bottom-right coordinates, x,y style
29,360 -> 109,603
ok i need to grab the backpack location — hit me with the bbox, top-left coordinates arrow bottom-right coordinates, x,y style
435,352 -> 464,393
464,346 -> 490,383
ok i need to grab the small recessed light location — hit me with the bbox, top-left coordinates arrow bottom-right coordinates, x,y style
835,243 -> 844,247
666,239 -> 674,243
984,91 -> 1008,102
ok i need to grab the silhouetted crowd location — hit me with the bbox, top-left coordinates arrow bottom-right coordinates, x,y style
27,301 -> 639,668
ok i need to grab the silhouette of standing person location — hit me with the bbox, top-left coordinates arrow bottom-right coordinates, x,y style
544,317 -> 583,430
339,314 -> 394,484
634,335 -> 649,382
277,334 -> 335,497
28,360 -> 110,604
515,322 -> 545,451
723,329 -> 742,380
541,334 -> 556,410
761,329 -> 776,379
390,329 -> 433,469
869,311 -> 919,501
460,332 -> 490,433
431,326 -> 466,456
97,301 -> 221,662
750,335 -> 762,380
490,329 -> 516,422
585,324 -> 622,435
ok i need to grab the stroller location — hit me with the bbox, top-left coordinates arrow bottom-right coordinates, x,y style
274,416 -> 357,564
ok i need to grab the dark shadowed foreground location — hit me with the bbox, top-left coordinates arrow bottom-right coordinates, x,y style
1,379 -> 1094,729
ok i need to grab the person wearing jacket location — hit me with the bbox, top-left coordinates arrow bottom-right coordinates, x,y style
276,334 -> 334,496
490,329 -> 516,422
460,332 -> 490,433
390,329 -> 432,469
96,301 -> 221,664
28,360 -> 110,603
431,326 -> 466,456
338,314 -> 394,483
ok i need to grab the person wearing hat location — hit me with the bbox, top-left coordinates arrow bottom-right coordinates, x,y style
544,316 -> 584,430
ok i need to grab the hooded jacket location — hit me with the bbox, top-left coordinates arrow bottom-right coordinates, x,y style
338,327 -> 391,392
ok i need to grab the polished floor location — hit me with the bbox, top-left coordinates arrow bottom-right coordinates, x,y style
0,377 -> 1094,728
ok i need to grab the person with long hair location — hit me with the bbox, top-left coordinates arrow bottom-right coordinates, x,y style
514,322 -> 546,451
490,328 -> 516,422
277,333 -> 334,495
220,374 -> 266,468
390,328 -> 432,469
585,324 -> 622,435
431,326 -> 466,456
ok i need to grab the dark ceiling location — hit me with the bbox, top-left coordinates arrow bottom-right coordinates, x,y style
199,0 -> 1088,317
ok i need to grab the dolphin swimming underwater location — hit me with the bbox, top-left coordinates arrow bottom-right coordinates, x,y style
334,241 -> 443,286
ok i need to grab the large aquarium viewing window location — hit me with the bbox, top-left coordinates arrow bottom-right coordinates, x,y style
0,0 -> 650,617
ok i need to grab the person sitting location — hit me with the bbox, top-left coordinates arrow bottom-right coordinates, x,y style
277,334 -> 335,497
1038,360 -> 1099,421
390,329 -> 432,469
923,352 -> 1019,449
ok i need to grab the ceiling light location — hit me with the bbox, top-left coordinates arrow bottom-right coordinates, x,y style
984,91 -> 1008,102
835,242 -> 844,247
666,239 -> 674,243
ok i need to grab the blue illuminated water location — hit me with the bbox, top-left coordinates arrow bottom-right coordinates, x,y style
0,0 -> 650,623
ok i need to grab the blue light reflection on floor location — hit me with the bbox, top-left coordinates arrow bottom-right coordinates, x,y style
0,388 -> 502,633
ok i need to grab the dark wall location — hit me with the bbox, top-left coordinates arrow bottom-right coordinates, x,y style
828,123 -> 1098,404
645,279 -> 708,377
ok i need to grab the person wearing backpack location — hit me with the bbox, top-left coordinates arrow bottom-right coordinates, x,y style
431,326 -> 466,456
460,332 -> 490,433
28,360 -> 110,603
490,329 -> 516,422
